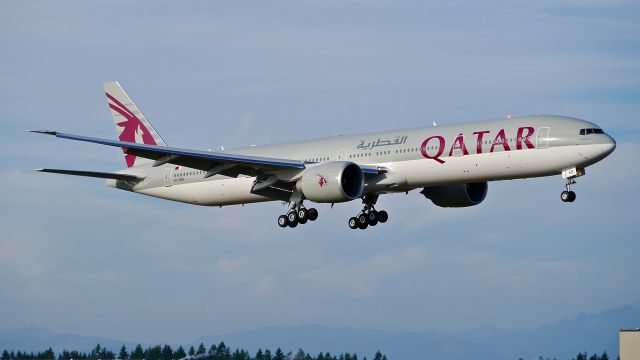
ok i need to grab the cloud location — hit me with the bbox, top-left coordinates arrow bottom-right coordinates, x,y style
299,247 -> 428,297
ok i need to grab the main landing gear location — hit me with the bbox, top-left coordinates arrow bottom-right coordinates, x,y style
277,201 -> 318,228
348,194 -> 388,230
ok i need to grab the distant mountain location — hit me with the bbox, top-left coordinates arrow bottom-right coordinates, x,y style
195,303 -> 640,360
0,327 -> 132,354
2,303 -> 639,360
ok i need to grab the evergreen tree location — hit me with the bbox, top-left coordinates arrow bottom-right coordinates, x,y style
215,342 -> 230,360
91,344 -> 102,360
161,345 -> 173,360
146,345 -> 162,360
263,349 -> 272,360
131,345 -> 145,360
373,352 -> 382,360
119,345 -> 129,360
2,350 -> 9,360
188,346 -> 195,357
175,346 -> 187,359
273,348 -> 285,360
209,345 -> 218,355
601,351 -> 609,360
197,343 -> 206,356
255,349 -> 264,360
230,349 -> 244,360
293,349 -> 305,360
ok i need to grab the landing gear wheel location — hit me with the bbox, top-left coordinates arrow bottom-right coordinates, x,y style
561,176 -> 579,203
307,208 -> 318,221
287,211 -> 298,228
297,208 -> 308,224
277,215 -> 288,228
367,211 -> 379,226
378,210 -> 388,223
357,214 -> 368,229
346,194 -> 388,229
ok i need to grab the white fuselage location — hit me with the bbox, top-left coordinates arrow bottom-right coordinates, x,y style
112,115 -> 616,206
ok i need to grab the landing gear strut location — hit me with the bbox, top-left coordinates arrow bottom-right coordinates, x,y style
277,198 -> 318,228
560,176 -> 577,203
348,194 -> 388,230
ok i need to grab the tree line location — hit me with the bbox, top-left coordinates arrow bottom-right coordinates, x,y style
1,343 -> 388,360
1,346 -> 615,360
519,351 -> 613,360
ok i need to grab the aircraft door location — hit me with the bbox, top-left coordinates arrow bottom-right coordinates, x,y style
337,148 -> 348,161
536,127 -> 550,149
164,168 -> 173,187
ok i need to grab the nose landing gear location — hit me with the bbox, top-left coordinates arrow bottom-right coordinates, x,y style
560,167 -> 584,203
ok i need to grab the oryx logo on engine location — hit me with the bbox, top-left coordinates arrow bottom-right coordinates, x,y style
317,174 -> 327,187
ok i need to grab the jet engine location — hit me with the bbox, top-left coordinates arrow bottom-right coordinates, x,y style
296,161 -> 364,203
421,182 -> 488,208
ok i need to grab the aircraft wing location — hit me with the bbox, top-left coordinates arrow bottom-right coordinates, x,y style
29,131 -> 382,178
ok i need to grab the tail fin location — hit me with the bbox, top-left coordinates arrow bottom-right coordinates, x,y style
103,81 -> 167,168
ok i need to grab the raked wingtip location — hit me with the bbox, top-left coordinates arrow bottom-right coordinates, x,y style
27,130 -> 58,135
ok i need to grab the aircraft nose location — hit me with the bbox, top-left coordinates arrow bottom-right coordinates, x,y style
603,134 -> 616,156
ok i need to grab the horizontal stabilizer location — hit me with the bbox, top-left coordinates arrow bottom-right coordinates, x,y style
35,168 -> 144,181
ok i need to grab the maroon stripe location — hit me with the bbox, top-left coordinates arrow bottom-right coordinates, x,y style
106,92 -> 136,118
109,104 -> 136,131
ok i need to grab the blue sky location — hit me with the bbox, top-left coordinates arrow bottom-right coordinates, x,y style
1,0 -> 639,344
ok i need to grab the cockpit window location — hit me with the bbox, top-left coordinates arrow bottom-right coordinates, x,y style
580,128 -> 604,135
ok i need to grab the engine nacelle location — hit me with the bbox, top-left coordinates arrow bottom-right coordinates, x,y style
421,182 -> 488,208
296,161 -> 364,203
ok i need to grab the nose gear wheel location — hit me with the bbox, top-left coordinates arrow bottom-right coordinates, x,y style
560,178 -> 577,203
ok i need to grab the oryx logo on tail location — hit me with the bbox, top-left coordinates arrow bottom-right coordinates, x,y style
103,81 -> 167,168
106,92 -> 157,167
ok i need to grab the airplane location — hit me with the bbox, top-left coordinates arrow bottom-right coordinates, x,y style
31,81 -> 616,229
